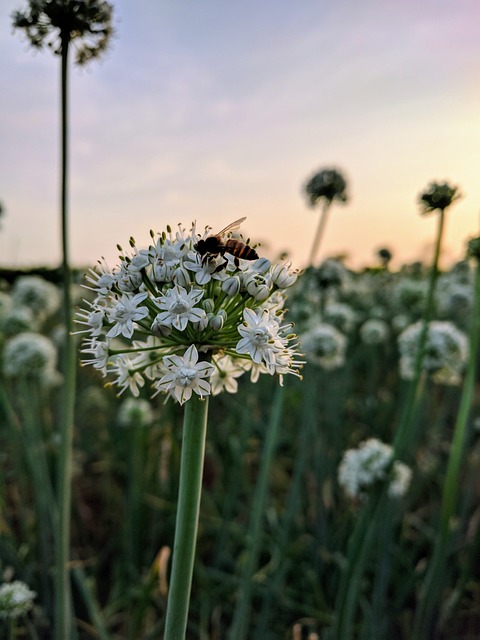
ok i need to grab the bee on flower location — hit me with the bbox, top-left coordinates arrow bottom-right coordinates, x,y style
76,220 -> 302,404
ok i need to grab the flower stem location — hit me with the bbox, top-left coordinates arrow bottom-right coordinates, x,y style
309,199 -> 330,266
164,394 -> 210,640
229,382 -> 285,640
55,33 -> 77,640
393,207 -> 445,458
412,256 -> 480,636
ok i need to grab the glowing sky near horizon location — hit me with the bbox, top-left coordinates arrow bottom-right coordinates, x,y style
1,0 -> 480,271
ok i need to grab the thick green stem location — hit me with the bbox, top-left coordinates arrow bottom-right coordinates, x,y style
164,395 -> 210,640
229,383 -> 285,640
55,33 -> 77,640
308,200 -> 330,266
412,259 -> 480,636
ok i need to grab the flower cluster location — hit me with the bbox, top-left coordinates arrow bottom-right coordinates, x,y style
300,323 -> 347,370
77,222 -> 302,404
0,581 -> 36,619
3,331 -> 59,384
338,438 -> 412,500
398,320 -> 468,386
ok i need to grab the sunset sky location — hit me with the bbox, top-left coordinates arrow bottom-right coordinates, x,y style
1,0 -> 480,271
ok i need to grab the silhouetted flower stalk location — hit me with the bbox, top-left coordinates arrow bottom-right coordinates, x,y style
412,236 -> 480,637
333,180 -> 461,640
304,167 -> 348,266
393,180 -> 461,457
12,3 -> 114,638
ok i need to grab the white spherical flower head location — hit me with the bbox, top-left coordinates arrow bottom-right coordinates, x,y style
117,397 -> 154,427
300,323 -> 347,370
156,345 -> 215,404
398,320 -> 468,385
3,332 -> 58,379
338,438 -> 412,501
77,221 -> 302,402
338,438 -> 393,499
359,318 -> 389,345
0,581 -> 36,619
12,275 -> 60,318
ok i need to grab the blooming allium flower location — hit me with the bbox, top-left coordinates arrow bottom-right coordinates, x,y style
11,275 -> 60,319
0,580 -> 36,619
117,397 -> 154,427
300,323 -> 347,370
338,438 -> 412,500
359,318 -> 389,345
3,332 -> 58,380
418,180 -> 461,215
398,320 -> 468,385
76,221 -> 302,403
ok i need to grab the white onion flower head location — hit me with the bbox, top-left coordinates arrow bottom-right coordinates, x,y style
398,320 -> 468,385
76,220 -> 302,403
1,306 -> 37,337
3,332 -> 58,379
300,323 -> 347,370
323,302 -> 357,333
338,438 -> 412,501
359,318 -> 389,345
12,275 -> 60,318
388,461 -> 413,498
117,397 -> 154,427
0,581 -> 36,619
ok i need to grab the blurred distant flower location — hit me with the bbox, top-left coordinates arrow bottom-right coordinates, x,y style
300,323 -> 347,370
0,580 -> 36,619
77,221 -> 302,404
3,331 -> 58,380
359,318 -> 389,345
388,460 -> 413,498
12,0 -> 114,65
418,181 -> 461,215
304,167 -> 348,207
12,275 -> 60,319
315,258 -> 349,290
338,438 -> 412,500
1,307 -> 37,337
398,320 -> 468,386
377,247 -> 393,268
117,397 -> 154,428
303,167 -> 349,266
323,302 -> 357,334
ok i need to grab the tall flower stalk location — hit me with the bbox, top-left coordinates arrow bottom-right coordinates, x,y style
393,180 -> 461,457
303,167 -> 348,266
332,180 -> 461,639
412,236 -> 480,637
77,220 -> 302,636
12,3 -> 114,637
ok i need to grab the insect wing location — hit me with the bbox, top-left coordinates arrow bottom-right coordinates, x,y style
216,217 -> 246,240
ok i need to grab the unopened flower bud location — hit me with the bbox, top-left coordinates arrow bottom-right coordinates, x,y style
151,317 -> 172,337
209,314 -> 224,331
222,276 -> 241,296
173,266 -> 191,288
202,298 -> 215,313
252,257 -> 271,274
